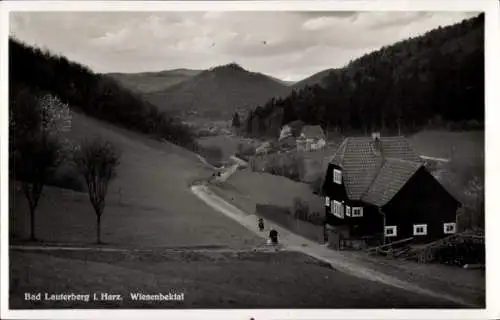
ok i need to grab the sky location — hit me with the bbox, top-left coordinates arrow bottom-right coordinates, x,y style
10,11 -> 479,81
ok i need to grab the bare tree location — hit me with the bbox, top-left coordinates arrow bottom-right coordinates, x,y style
74,137 -> 120,244
14,132 -> 63,241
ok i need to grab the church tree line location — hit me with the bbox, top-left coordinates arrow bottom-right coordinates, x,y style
10,38 -> 197,150
243,13 -> 484,138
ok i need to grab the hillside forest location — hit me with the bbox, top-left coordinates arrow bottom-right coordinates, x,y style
243,13 -> 484,138
9,38 -> 198,151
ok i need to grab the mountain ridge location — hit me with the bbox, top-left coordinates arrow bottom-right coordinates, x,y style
143,62 -> 293,119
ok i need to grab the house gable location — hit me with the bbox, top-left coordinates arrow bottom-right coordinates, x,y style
383,167 -> 461,219
321,163 -> 349,201
382,167 -> 461,241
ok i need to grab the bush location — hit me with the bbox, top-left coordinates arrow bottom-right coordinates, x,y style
235,142 -> 256,161
438,157 -> 484,232
309,175 -> 323,195
293,197 -> 309,220
282,156 -> 302,181
291,198 -> 324,226
307,211 -> 324,226
434,240 -> 485,266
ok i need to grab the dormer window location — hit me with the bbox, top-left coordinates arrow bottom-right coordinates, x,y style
333,169 -> 342,184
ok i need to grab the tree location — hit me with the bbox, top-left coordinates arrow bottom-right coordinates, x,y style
74,137 -> 121,244
10,90 -> 67,241
231,112 -> 241,128
243,13 -> 484,137
15,132 -> 63,241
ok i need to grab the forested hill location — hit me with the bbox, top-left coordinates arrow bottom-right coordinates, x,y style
244,13 -> 484,138
291,68 -> 338,91
9,38 -> 197,149
143,62 -> 291,120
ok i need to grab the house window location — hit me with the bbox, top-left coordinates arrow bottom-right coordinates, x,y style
384,226 -> 397,237
333,169 -> 342,184
413,224 -> 428,236
345,206 -> 351,217
325,196 -> 330,206
443,222 -> 456,234
331,200 -> 344,219
351,207 -> 363,217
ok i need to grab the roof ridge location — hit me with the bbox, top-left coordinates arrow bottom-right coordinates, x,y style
328,137 -> 348,164
384,157 -> 423,165
359,158 -> 385,200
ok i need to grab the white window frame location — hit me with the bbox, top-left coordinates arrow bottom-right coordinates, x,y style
333,169 -> 342,184
384,226 -> 397,237
331,200 -> 344,219
413,224 -> 428,236
345,206 -> 351,217
351,207 -> 364,217
325,196 -> 330,206
443,222 -> 456,234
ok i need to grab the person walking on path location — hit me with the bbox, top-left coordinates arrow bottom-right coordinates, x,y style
258,218 -> 264,232
269,229 -> 278,245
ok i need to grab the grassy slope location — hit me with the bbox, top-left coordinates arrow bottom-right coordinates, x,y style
196,135 -> 260,160
211,169 -> 324,215
10,250 -> 462,309
409,130 -> 484,160
10,112 -> 261,248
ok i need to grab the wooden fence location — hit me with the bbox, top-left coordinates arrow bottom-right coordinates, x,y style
255,204 -> 324,243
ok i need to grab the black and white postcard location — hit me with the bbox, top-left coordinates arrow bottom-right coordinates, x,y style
1,1 -> 498,319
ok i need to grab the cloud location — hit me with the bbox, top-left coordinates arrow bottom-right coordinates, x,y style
10,11 -> 478,81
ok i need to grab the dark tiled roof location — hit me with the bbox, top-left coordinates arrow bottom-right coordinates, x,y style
329,136 -> 424,204
362,158 -> 423,206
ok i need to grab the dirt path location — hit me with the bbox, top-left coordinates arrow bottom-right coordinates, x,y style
191,183 -> 476,307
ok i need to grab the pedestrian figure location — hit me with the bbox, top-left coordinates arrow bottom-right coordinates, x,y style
258,218 -> 264,232
269,229 -> 278,245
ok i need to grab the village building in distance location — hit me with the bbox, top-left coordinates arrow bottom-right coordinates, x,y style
296,125 -> 326,152
278,122 -> 326,152
321,132 -> 461,249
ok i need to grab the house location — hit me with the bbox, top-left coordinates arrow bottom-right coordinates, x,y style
297,125 -> 326,152
321,133 -> 461,247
